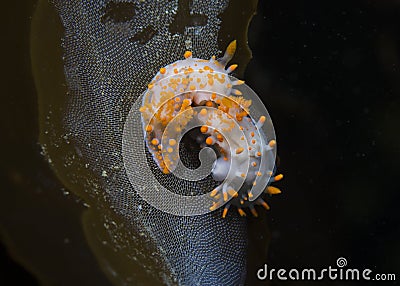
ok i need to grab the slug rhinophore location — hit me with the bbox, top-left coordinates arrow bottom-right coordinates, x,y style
139,41 -> 282,218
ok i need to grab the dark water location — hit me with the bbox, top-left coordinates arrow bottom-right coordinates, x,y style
1,0 -> 399,285
246,1 -> 400,285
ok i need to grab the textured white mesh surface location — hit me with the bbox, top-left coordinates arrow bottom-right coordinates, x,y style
54,0 -> 247,284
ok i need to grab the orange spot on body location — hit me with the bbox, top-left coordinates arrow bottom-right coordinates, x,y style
210,189 -> 218,197
237,208 -> 246,217
227,64 -> 238,73
267,186 -> 281,195
199,108 -> 207,116
222,208 -> 228,218
261,201 -> 270,210
184,51 -> 192,58
236,147 -> 244,154
206,137 -> 214,145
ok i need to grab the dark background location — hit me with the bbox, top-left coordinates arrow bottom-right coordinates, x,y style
246,0 -> 399,284
1,0 -> 399,285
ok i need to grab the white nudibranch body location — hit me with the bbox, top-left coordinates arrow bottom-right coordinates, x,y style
140,41 -> 283,218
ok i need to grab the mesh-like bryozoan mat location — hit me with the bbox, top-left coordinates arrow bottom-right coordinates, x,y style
36,0 -> 268,285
